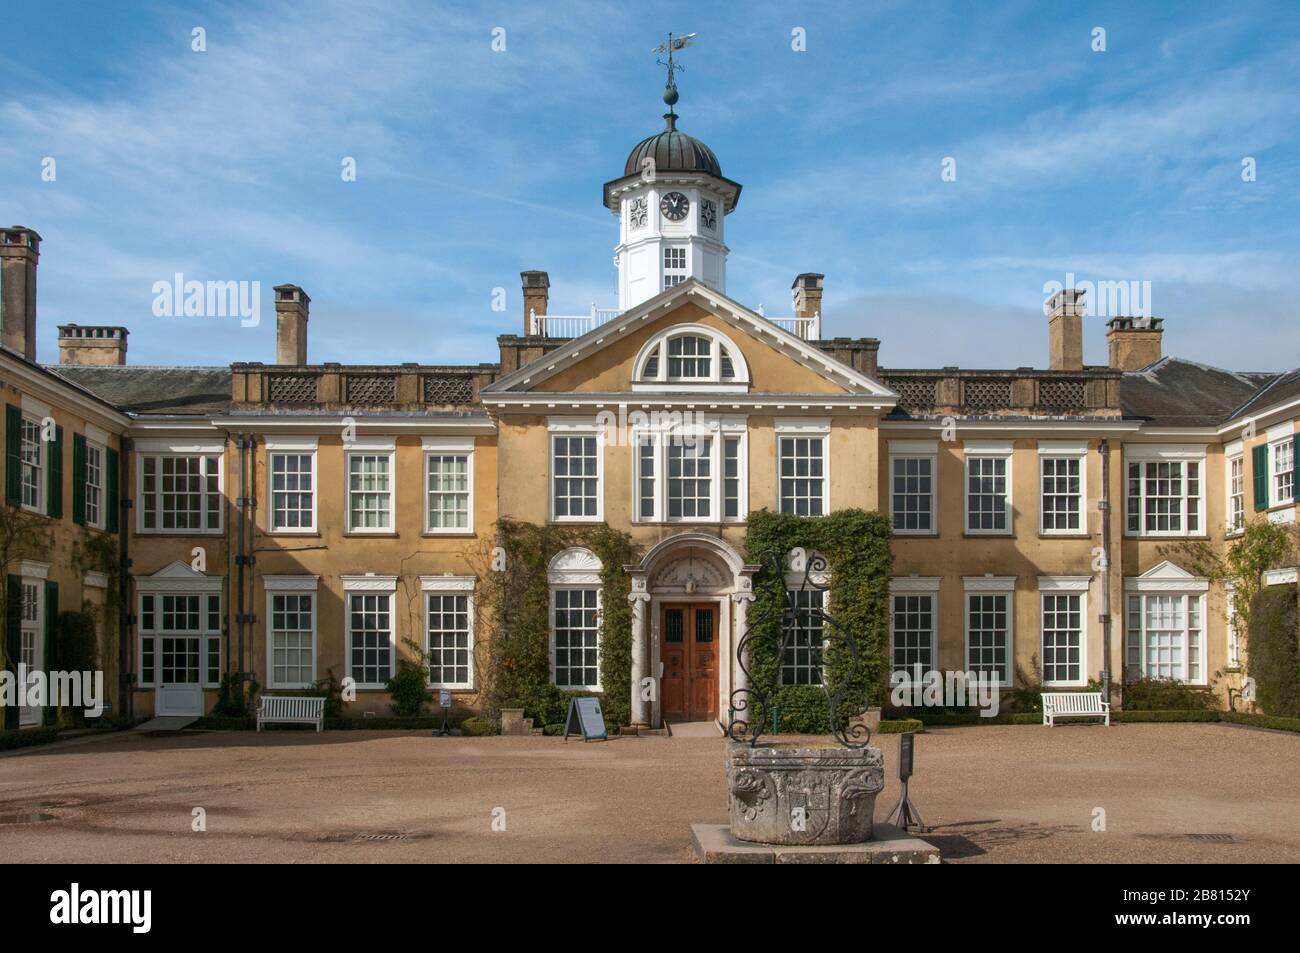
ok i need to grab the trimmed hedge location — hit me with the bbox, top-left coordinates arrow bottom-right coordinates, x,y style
877,718 -> 924,734
1113,709 -> 1220,724
1220,710 -> 1300,733
1247,583 -> 1300,718
1122,677 -> 1216,711
461,716 -> 500,737
0,726 -> 62,751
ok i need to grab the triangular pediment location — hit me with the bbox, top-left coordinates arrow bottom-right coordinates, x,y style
483,280 -> 896,405
1138,560 -> 1198,580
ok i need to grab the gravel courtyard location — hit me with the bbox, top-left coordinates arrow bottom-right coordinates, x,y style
1,722 -> 1297,863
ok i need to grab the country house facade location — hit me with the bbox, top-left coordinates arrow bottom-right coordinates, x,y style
2,100 -> 1297,729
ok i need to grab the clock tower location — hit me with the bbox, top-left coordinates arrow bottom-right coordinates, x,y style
603,81 -> 742,311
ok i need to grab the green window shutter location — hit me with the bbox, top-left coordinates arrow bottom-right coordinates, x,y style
4,575 -> 19,730
43,579 -> 58,726
72,433 -> 87,525
105,447 -> 120,533
4,404 -> 20,506
1252,444 -> 1269,511
47,424 -> 64,518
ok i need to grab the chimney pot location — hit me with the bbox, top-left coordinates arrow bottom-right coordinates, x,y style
273,283 -> 310,365
0,225 -> 41,361
521,270 -> 550,335
57,324 -> 129,365
1046,287 -> 1085,371
1106,315 -> 1164,371
791,272 -> 824,320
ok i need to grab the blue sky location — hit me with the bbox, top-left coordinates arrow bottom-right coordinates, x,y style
2,0 -> 1298,371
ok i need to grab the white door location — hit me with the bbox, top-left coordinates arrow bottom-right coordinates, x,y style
18,582 -> 43,727
155,635 -> 204,716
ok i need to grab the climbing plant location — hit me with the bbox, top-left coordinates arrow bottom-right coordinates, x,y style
476,520 -> 635,729
742,508 -> 893,734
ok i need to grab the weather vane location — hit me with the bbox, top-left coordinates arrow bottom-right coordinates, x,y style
653,32 -> 696,116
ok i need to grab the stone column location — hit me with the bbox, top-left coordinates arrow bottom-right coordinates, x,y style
731,592 -> 755,702
629,590 -> 651,726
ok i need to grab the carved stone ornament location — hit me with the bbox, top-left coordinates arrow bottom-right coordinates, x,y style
727,741 -> 884,845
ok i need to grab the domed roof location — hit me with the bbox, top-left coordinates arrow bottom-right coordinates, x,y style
623,113 -> 722,178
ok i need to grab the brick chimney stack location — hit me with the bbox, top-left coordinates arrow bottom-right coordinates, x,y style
792,273 -> 824,319
1046,288 -> 1086,371
274,284 -> 310,365
521,270 -> 549,335
1106,316 -> 1164,371
0,226 -> 41,361
58,325 -> 128,365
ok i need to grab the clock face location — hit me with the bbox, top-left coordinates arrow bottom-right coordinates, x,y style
660,191 -> 690,222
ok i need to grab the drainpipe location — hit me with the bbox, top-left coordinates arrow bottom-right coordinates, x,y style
236,435 -> 247,687
1098,439 -> 1113,704
118,437 -> 133,721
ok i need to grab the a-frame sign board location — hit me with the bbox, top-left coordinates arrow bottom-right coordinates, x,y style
563,697 -> 607,742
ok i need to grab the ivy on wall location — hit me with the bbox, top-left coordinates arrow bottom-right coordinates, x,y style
742,509 -> 893,734
477,520 -> 635,728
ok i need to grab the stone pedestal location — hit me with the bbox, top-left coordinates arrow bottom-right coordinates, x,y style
692,822 -> 940,864
727,740 -> 884,846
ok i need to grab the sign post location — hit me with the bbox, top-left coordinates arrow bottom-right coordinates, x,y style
563,697 -> 608,742
885,731 -> 928,832
432,689 -> 452,737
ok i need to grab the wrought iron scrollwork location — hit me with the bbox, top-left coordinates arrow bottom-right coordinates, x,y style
728,549 -> 874,748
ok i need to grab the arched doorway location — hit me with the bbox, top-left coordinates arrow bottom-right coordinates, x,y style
628,534 -> 757,729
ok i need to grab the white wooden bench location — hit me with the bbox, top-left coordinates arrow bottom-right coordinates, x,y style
257,695 -> 325,732
1042,692 -> 1109,726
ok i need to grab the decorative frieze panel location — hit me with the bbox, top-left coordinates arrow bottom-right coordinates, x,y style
268,374 -> 318,404
424,374 -> 474,404
346,374 -> 397,404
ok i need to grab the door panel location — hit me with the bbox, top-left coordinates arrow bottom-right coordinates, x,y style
156,635 -> 204,716
661,607 -> 686,720
660,603 -> 719,722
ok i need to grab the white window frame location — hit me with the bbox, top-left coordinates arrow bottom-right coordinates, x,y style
341,575 -> 398,689
266,437 -> 318,534
662,245 -> 688,291
18,571 -> 44,724
1269,430 -> 1295,507
548,418 -> 604,523
1038,442 -> 1087,536
1125,591 -> 1208,686
889,440 -> 937,536
18,413 -> 43,514
964,441 -> 1013,536
1038,577 -> 1090,688
1225,440 -> 1245,535
963,576 -> 1016,688
889,577 -> 940,677
84,439 -> 105,530
631,324 -> 751,392
422,436 -> 475,535
776,418 -> 830,517
547,548 -> 603,692
135,440 -> 225,535
632,417 -> 746,524
421,576 -> 475,690
136,590 -> 223,689
264,575 -> 319,689
345,437 -> 396,534
1123,445 -> 1206,538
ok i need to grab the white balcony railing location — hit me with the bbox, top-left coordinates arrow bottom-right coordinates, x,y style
531,303 -> 821,340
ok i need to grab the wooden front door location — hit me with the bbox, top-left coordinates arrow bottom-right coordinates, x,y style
660,603 -> 720,722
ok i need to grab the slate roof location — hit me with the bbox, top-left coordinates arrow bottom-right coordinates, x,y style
48,365 -> 233,416
1119,357 -> 1280,427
